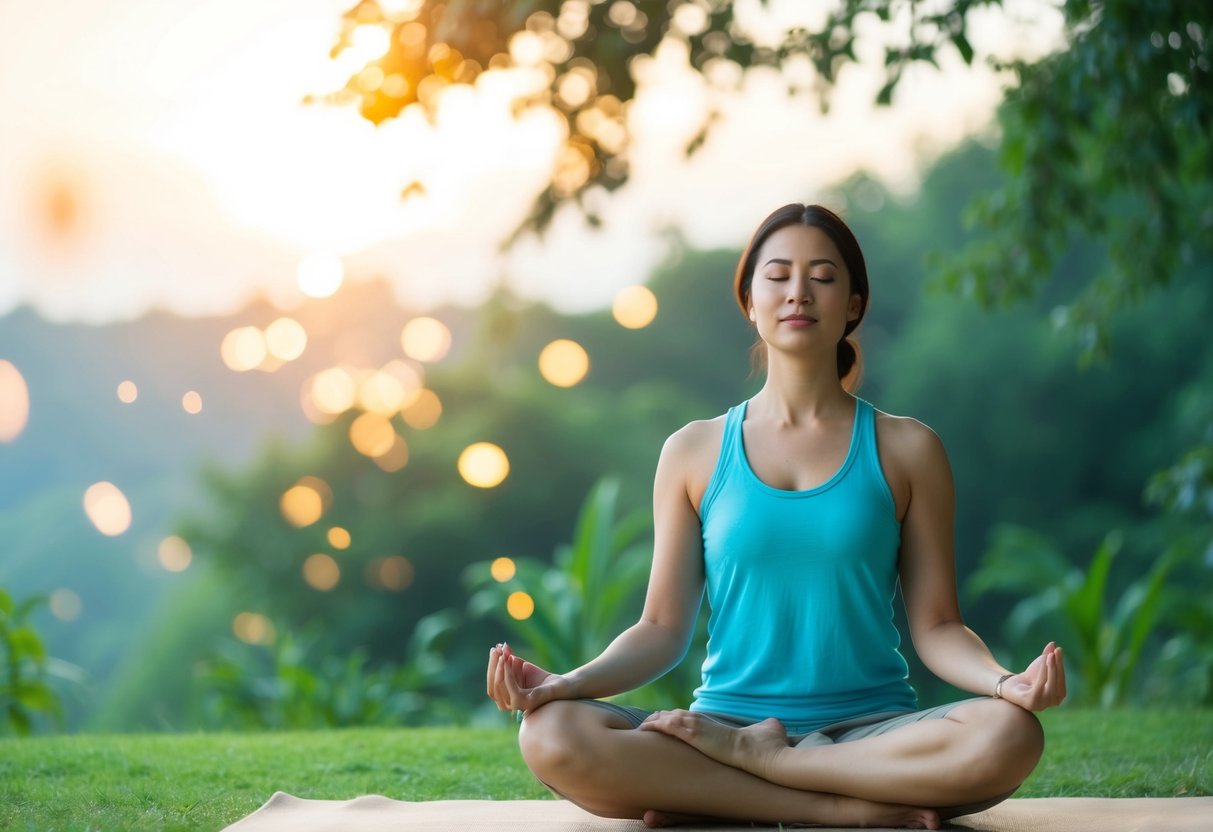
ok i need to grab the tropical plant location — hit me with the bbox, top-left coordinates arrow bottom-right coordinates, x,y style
0,589 -> 83,735
966,525 -> 1183,706
195,609 -> 469,729
465,477 -> 703,708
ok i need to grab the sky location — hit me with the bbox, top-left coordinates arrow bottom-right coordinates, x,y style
0,0 -> 1063,324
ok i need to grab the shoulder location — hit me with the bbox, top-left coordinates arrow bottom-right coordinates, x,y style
657,413 -> 730,511
871,407 -> 952,513
660,414 -> 727,474
872,407 -> 947,464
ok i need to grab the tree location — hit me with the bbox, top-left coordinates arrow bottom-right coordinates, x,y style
324,0 -> 1209,351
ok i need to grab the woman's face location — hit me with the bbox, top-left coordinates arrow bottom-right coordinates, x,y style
747,223 -> 862,354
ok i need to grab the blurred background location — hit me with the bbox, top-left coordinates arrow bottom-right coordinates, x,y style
1,0 -> 1209,735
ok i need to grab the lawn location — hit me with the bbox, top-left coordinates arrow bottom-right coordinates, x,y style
1,710 -> 1210,831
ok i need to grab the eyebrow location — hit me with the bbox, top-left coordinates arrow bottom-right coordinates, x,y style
761,259 -> 839,269
762,258 -> 838,268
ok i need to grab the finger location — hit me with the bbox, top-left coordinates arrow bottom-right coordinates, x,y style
494,647 -> 510,710
1054,646 -> 1067,700
501,652 -> 523,703
487,645 -> 500,699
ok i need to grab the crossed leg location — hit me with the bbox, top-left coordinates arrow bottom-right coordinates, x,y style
638,698 -> 1044,810
519,700 -> 943,828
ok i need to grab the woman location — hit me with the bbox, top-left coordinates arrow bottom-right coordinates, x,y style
486,204 -> 1066,829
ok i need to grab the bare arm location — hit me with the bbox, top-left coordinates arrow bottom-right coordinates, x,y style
488,424 -> 708,711
894,419 -> 1066,710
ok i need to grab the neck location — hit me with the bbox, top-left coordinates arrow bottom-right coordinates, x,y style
751,348 -> 852,424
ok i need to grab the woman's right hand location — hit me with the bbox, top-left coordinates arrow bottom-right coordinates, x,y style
486,643 -> 575,715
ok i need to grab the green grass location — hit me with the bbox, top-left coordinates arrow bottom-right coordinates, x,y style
1,710 -> 1209,831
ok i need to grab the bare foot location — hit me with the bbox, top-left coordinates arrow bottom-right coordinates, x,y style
826,793 -> 941,830
639,711 -> 790,776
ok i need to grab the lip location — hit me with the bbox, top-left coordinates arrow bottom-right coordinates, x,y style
780,315 -> 817,325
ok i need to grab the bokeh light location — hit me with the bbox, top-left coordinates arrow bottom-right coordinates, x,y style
491,557 -> 516,582
220,326 -> 268,372
507,591 -> 535,620
349,23 -> 392,61
303,553 -> 340,591
264,317 -> 308,361
400,317 -> 452,362
349,411 -> 397,458
358,370 -> 406,415
157,536 -> 192,572
182,391 -> 203,414
297,254 -> 344,298
374,555 -> 414,591
308,367 -> 358,415
457,442 -> 510,488
327,527 -> 351,549
612,285 -> 658,329
382,360 -> 424,405
83,481 -> 132,536
373,435 -> 410,472
538,339 -> 589,387
280,476 -> 332,527
49,589 -> 82,622
233,612 -> 277,645
0,361 -> 30,442
401,388 -> 442,429
117,380 -> 138,404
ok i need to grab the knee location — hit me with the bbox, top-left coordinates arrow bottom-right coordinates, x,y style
517,701 -> 594,783
961,700 -> 1044,794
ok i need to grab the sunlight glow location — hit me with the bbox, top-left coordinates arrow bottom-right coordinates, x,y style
349,24 -> 393,63
157,535 -> 193,572
507,591 -> 535,620
83,481 -> 132,536
233,612 -> 277,646
458,442 -> 510,488
0,361 -> 30,442
117,380 -> 138,403
612,285 -> 658,329
400,317 -> 452,362
303,553 -> 341,591
182,391 -> 203,414
538,339 -> 589,387
297,254 -> 344,298
491,557 -> 516,582
49,589 -> 82,622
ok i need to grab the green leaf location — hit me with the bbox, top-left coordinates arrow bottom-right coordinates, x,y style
953,33 -> 974,65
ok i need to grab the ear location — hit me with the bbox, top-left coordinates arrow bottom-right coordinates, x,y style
848,294 -> 862,321
748,304 -> 757,323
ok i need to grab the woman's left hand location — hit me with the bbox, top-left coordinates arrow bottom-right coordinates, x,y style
997,641 -> 1067,712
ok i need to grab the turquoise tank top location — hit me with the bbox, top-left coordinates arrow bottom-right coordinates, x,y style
690,397 -> 918,733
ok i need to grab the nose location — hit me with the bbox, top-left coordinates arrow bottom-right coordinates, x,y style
787,276 -> 813,304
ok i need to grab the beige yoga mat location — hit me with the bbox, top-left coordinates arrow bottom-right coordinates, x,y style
222,793 -> 1213,832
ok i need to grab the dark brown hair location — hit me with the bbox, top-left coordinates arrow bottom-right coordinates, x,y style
733,203 -> 869,389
